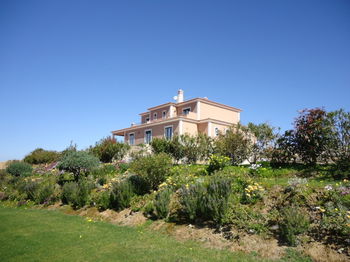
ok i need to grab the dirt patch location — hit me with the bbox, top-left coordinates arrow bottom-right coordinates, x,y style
303,242 -> 349,262
98,209 -> 147,227
0,161 -> 8,170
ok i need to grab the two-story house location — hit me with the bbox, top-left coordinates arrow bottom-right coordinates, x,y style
112,90 -> 242,145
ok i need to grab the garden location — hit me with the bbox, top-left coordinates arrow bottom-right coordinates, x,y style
0,108 -> 349,262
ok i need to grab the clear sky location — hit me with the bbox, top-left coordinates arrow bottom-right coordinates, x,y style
0,0 -> 349,161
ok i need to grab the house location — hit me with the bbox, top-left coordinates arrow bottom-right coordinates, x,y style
112,90 -> 242,145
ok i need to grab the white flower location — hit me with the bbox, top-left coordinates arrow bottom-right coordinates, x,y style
324,185 -> 333,191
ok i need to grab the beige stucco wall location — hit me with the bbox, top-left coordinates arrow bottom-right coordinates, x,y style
125,121 -> 179,145
209,122 -> 232,137
200,102 -> 240,124
182,121 -> 198,136
198,122 -> 208,135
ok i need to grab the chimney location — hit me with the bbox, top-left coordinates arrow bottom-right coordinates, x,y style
177,89 -> 184,103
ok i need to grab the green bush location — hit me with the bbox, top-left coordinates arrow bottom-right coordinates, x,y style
93,190 -> 111,211
6,161 -> 33,177
23,148 -> 61,164
207,154 -> 230,174
127,174 -> 149,195
130,153 -> 172,191
150,138 -> 170,154
179,176 -> 232,224
35,181 -> 56,204
58,151 -> 100,181
279,206 -> 310,246
61,180 -> 92,209
90,164 -> 117,185
110,180 -> 134,211
90,136 -> 130,163
154,188 -> 172,219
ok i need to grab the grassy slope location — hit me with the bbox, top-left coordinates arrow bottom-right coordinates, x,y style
0,206 -> 262,262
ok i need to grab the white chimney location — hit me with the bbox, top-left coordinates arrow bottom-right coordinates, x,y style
177,89 -> 184,103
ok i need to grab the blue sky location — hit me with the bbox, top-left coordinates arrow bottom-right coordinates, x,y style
1,0 -> 349,161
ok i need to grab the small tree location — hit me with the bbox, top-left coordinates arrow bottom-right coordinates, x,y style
215,124 -> 253,165
325,109 -> 350,170
6,161 -> 33,177
271,130 -> 298,166
57,151 -> 100,181
90,136 -> 130,163
247,122 -> 277,163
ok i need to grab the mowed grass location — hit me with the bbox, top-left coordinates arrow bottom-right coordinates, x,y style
0,206 -> 261,262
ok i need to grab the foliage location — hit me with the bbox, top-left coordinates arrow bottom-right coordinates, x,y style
90,164 -> 117,185
293,108 -> 330,166
242,182 -> 264,204
154,188 -> 172,219
215,123 -> 253,165
325,109 -> 350,171
279,206 -> 310,246
61,180 -> 92,209
150,138 -> 171,155
207,154 -> 230,174
179,176 -> 232,224
91,189 -> 111,211
110,180 -> 134,211
90,136 -> 130,163
127,174 -> 149,195
23,148 -> 61,164
271,130 -> 297,166
57,151 -> 100,180
129,153 -> 172,191
6,161 -> 33,177
247,122 -> 277,163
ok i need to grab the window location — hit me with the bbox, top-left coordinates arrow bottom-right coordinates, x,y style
215,127 -> 219,136
145,116 -> 150,123
162,111 -> 166,119
164,126 -> 173,140
129,133 -> 135,145
145,130 -> 152,144
153,113 -> 157,120
183,107 -> 191,115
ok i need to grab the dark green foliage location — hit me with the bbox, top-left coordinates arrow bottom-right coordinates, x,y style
110,180 -> 135,210
130,153 -> 172,191
6,161 -> 33,177
90,136 -> 130,163
35,181 -> 56,204
117,162 -> 129,173
294,108 -> 330,166
150,138 -> 171,154
271,130 -> 297,166
215,124 -> 253,165
179,176 -> 232,224
23,148 -> 61,164
279,206 -> 310,246
57,151 -> 100,180
127,174 -> 149,195
61,180 -> 92,209
90,164 -> 117,185
154,188 -> 172,219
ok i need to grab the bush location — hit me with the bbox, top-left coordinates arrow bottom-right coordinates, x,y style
207,154 -> 230,174
61,180 -> 92,209
93,190 -> 111,211
154,188 -> 172,219
110,180 -> 134,211
90,164 -> 117,185
90,136 -> 130,163
35,181 -> 56,204
279,206 -> 310,246
127,174 -> 149,195
6,161 -> 33,177
23,148 -> 60,164
58,151 -> 100,181
179,176 -> 232,224
130,153 -> 172,191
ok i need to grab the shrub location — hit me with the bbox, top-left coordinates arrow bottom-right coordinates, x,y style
35,181 -> 56,204
110,180 -> 134,210
179,176 -> 232,224
6,161 -> 33,177
154,188 -> 172,219
127,174 -> 149,195
93,190 -> 111,211
23,148 -> 60,164
57,151 -> 100,181
207,154 -> 230,174
90,136 -> 130,163
150,138 -> 170,154
129,153 -> 172,191
90,164 -> 117,185
61,180 -> 92,209
279,206 -> 310,246
215,124 -> 253,165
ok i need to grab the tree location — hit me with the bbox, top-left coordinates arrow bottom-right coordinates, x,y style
247,122 -> 277,163
271,130 -> 297,166
23,148 -> 61,164
293,108 -> 330,166
58,151 -> 100,181
90,136 -> 130,163
215,123 -> 253,165
325,109 -> 350,170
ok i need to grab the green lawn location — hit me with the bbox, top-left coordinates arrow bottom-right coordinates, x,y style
0,206 -> 262,262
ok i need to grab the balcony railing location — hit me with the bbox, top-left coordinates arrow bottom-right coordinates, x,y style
130,112 -> 198,127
